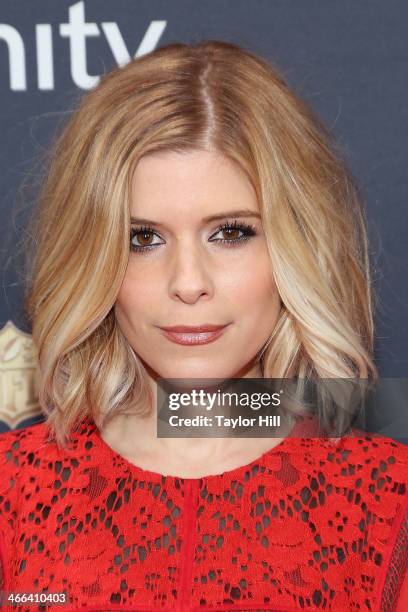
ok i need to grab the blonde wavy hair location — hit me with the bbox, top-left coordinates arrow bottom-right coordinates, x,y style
24,40 -> 378,447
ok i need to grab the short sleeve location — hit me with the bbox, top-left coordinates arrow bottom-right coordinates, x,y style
382,505 -> 408,611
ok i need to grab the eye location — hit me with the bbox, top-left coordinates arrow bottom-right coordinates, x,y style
130,226 -> 164,252
129,219 -> 257,254
209,220 -> 257,245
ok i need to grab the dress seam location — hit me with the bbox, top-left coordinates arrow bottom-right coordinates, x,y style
176,479 -> 199,611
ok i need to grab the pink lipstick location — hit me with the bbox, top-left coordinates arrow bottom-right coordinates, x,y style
158,324 -> 230,346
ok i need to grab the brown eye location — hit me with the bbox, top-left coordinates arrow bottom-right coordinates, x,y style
209,221 -> 256,245
134,230 -> 154,246
130,220 -> 256,254
130,226 -> 165,252
221,227 -> 240,240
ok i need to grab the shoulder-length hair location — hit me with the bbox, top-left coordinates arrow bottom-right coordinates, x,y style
25,40 -> 377,447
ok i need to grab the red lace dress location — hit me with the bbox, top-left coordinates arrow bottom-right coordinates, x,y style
0,415 -> 407,612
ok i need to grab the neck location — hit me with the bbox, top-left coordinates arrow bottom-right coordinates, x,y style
99,358 -> 290,478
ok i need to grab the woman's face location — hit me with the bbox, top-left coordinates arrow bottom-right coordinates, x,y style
115,149 -> 281,380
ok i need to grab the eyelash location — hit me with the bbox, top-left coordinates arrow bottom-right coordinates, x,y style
129,220 -> 257,254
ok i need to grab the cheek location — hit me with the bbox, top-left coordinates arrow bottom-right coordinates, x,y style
229,253 -> 278,309
115,266 -> 158,315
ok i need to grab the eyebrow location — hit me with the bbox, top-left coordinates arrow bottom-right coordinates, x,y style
130,209 -> 261,225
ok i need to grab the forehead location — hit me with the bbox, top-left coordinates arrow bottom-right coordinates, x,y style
129,150 -> 258,219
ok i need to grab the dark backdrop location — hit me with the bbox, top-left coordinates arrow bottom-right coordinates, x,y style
0,1 -> 407,435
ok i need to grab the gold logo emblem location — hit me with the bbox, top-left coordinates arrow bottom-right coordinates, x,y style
0,321 -> 41,429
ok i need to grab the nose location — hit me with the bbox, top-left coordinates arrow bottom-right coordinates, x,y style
168,240 -> 214,304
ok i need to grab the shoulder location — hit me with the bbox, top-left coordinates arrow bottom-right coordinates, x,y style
285,411 -> 408,472
0,420 -> 53,455
0,421 -> 65,481
294,424 -> 408,473
0,419 -> 101,505
0,418 -> 100,465
294,429 -> 408,541
307,428 -> 408,493
0,422 -> 58,514
0,420 -> 106,540
285,417 -> 408,483
0,421 -> 55,480
335,431 -> 408,521
0,423 -> 54,542
335,429 -> 408,486
280,427 -> 408,521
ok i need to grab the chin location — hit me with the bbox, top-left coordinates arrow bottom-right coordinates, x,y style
149,362 -> 237,382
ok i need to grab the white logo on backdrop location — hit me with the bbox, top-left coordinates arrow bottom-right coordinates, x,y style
0,1 -> 167,91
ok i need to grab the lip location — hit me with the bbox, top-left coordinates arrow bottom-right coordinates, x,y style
158,323 -> 230,346
160,324 -> 228,332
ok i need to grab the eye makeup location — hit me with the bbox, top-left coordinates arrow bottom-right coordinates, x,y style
129,219 -> 257,254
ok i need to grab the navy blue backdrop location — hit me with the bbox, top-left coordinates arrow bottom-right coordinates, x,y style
0,1 -> 407,434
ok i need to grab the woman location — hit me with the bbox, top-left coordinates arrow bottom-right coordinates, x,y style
0,41 -> 406,612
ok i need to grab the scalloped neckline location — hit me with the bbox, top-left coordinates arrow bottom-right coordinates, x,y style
87,416 -> 310,482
